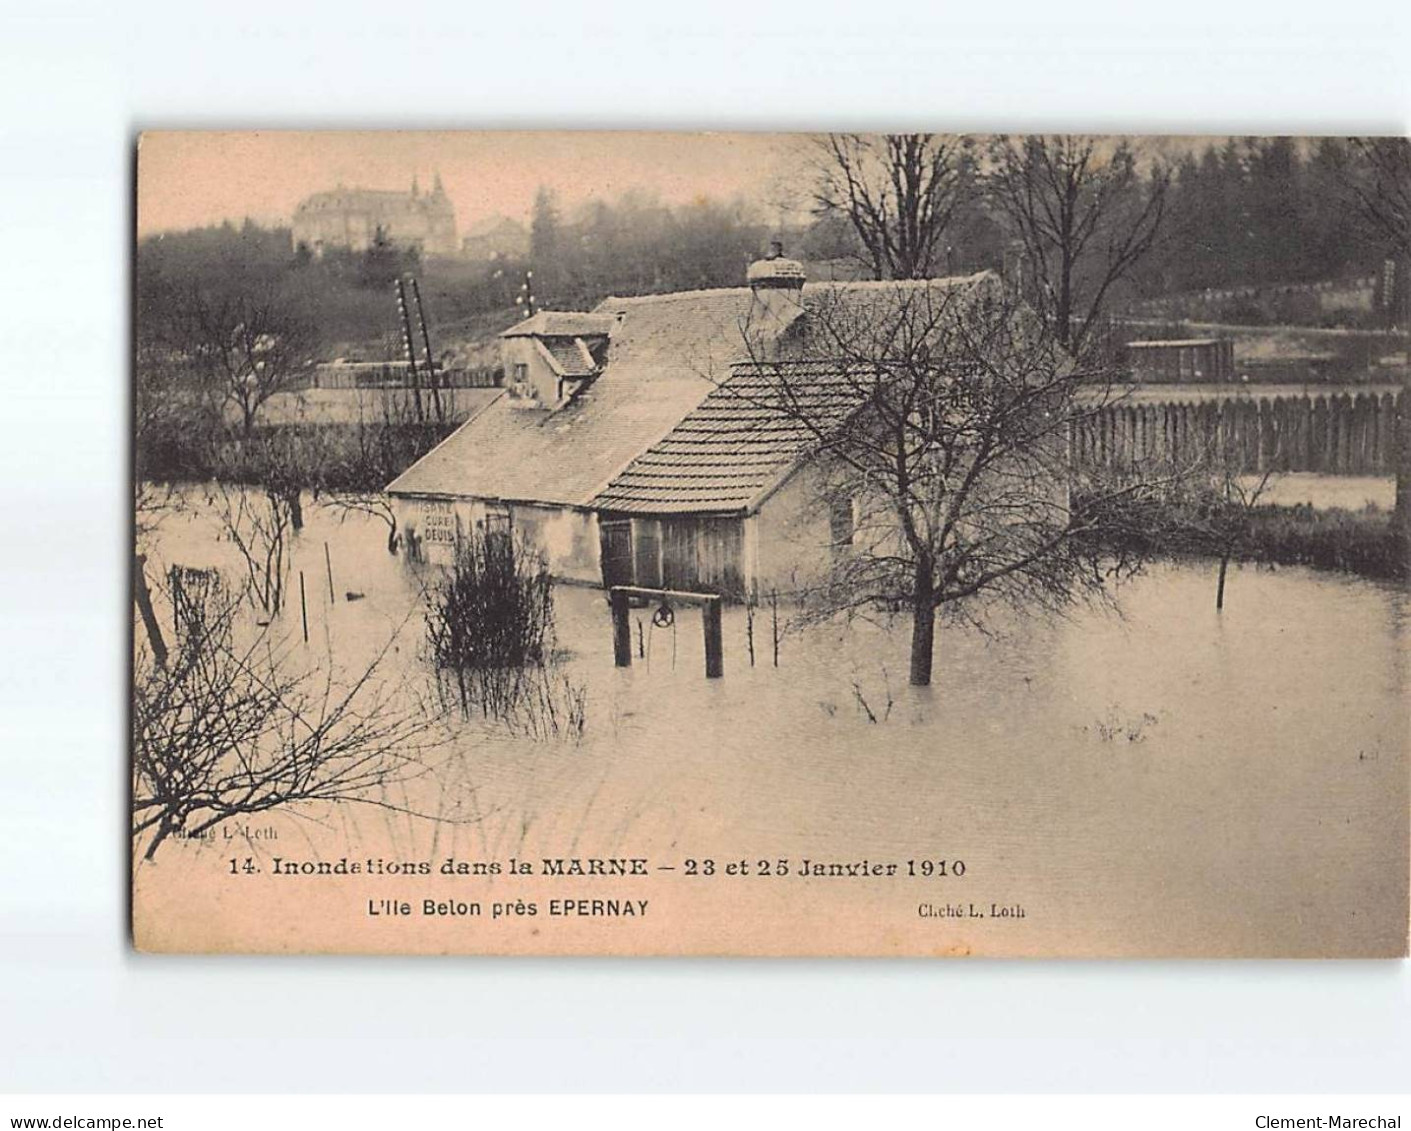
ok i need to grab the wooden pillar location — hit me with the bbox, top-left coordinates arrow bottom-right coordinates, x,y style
610,588 -> 632,668
703,597 -> 723,679
133,554 -> 168,668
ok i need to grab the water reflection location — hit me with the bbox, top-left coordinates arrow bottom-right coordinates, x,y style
134,488 -> 1409,956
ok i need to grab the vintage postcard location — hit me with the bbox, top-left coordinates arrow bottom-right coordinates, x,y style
132,131 -> 1410,956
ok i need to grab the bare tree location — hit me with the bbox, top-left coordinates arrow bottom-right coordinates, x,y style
1340,137 -> 1411,533
179,286 -> 314,438
1174,438 -> 1280,611
814,134 -> 970,280
210,484 -> 293,618
985,135 -> 1169,355
133,286 -> 221,540
739,277 -> 1170,687
1344,138 -> 1411,258
215,427 -> 329,532
132,584 -> 455,861
322,491 -> 401,554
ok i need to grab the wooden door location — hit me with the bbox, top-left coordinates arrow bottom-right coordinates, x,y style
599,519 -> 633,590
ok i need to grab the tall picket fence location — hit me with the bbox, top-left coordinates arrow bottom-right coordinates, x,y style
1075,388 -> 1402,475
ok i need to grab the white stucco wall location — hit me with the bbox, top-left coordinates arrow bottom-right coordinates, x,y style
751,463 -> 837,599
393,494 -> 602,585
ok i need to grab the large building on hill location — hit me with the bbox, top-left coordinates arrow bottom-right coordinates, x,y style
291,174 -> 457,257
387,247 -> 998,599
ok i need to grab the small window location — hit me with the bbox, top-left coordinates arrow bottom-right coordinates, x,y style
829,495 -> 855,549
481,508 -> 513,557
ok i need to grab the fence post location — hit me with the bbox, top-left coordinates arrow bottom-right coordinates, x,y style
703,596 -> 723,679
610,588 -> 632,668
1396,381 -> 1411,539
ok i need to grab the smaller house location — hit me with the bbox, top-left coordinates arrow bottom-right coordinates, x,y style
461,215 -> 531,262
499,311 -> 615,408
1124,338 -> 1235,384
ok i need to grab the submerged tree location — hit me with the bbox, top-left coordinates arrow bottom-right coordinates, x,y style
322,491 -> 401,554
1173,436 -> 1280,612
210,483 -> 294,618
738,276 -> 1172,686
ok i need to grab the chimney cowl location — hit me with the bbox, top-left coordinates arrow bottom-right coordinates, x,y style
747,244 -> 806,290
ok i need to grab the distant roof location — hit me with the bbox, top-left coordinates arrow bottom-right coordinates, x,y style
463,215 -> 528,238
593,360 -> 866,515
1127,339 -> 1226,348
294,187 -> 451,213
500,311 -> 618,339
388,274 -> 995,508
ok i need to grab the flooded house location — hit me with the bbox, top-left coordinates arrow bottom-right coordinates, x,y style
386,249 -> 995,599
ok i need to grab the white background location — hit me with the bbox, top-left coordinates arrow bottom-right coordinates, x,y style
1,0 -> 1408,1095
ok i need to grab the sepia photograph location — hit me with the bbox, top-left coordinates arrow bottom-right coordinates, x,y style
130,130 -> 1410,957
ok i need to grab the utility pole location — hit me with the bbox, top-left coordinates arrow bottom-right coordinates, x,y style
410,276 -> 444,424
394,276 -> 425,423
514,270 -> 536,318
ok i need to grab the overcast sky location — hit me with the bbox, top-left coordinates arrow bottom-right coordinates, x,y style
135,131 -> 1236,241
137,131 -> 818,236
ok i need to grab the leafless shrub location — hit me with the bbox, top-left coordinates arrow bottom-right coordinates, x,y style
851,668 -> 895,724
132,584 -> 456,861
499,665 -> 589,743
425,527 -> 587,741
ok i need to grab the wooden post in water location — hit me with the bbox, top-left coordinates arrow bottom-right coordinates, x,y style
702,596 -> 723,679
324,542 -> 335,603
770,588 -> 780,668
133,554 -> 168,668
299,571 -> 309,643
610,588 -> 632,668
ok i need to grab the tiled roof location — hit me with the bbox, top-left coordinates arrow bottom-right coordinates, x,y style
538,337 -> 601,378
389,274 -> 996,509
591,360 -> 867,514
500,311 -> 617,338
388,288 -> 763,505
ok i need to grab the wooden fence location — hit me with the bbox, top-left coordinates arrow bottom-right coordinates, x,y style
1075,387 -> 1402,475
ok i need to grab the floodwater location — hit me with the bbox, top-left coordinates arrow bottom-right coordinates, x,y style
133,487 -> 1409,956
